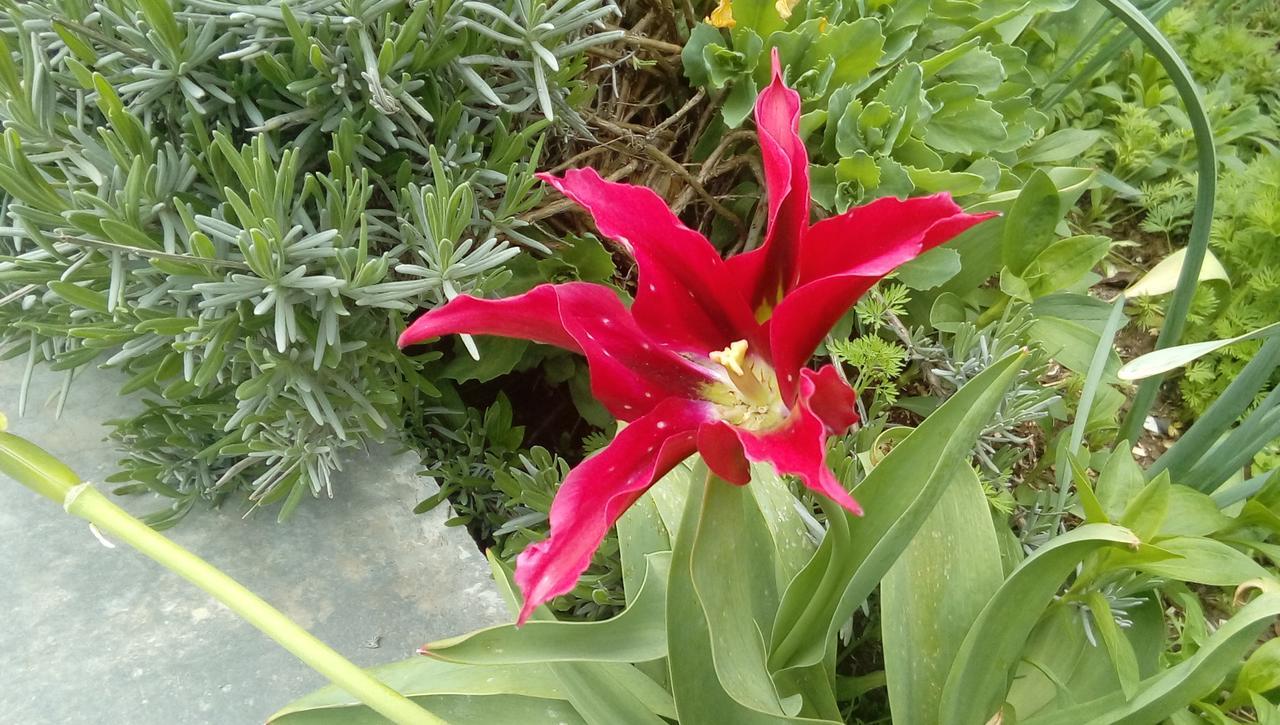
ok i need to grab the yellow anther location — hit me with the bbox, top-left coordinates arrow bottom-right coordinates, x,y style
707,0 -> 736,28
818,16 -> 828,32
775,0 -> 800,20
709,339 -> 749,377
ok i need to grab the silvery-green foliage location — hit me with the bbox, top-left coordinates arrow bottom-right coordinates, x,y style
0,0 -> 619,520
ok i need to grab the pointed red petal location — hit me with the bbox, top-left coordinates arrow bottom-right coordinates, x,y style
799,194 -> 997,283
697,421 -> 751,485
514,398 -> 711,624
769,198 -> 996,400
538,169 -> 759,355
726,47 -> 811,310
732,366 -> 861,515
399,284 -> 581,352
400,283 -> 714,420
768,273 -> 879,403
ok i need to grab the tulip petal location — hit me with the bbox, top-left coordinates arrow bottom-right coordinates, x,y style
514,398 -> 712,624
399,284 -> 581,352
727,47 -> 810,311
400,282 -> 715,420
732,366 -> 861,515
799,194 -> 997,283
697,421 -> 751,485
538,168 -> 759,355
769,201 -> 996,400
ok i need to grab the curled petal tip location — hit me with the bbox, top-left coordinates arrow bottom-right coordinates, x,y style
415,645 -> 431,656
769,46 -> 783,80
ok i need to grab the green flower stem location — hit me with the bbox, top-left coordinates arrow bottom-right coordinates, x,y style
0,430 -> 441,725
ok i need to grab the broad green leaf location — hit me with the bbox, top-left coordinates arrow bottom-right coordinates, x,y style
1022,129 -> 1105,164
882,467 -> 1003,725
747,464 -> 818,585
549,662 -> 671,725
1225,637 -> 1280,708
1118,320 -> 1280,381
1114,536 -> 1269,585
269,658 -> 573,724
938,524 -> 1140,725
667,465 -> 838,724
1024,234 -> 1112,297
482,554 -> 676,722
1118,473 -> 1170,542
691,475 -> 788,715
921,82 -> 1008,154
730,0 -> 788,36
1123,247 -> 1229,298
904,166 -> 985,196
1028,315 -> 1121,376
424,553 -> 670,665
1095,448 -> 1145,521
1021,593 -> 1280,725
1006,594 -> 1164,718
770,353 -> 1025,674
895,247 -> 962,290
682,24 -> 723,86
272,694 -> 582,725
1159,486 -> 1231,538
616,494 -> 671,605
1002,170 -> 1062,276
769,19 -> 884,99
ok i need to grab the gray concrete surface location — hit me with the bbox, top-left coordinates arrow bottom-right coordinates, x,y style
0,360 -> 505,724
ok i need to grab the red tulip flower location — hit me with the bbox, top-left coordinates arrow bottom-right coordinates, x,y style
399,50 -> 994,624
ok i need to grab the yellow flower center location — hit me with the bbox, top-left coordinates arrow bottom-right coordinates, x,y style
703,340 -> 784,430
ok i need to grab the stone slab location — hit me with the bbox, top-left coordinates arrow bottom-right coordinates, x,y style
0,359 -> 505,724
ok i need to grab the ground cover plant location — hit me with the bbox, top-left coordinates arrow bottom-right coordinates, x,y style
2,0 -> 1280,723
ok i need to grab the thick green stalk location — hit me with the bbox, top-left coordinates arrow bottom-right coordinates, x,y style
0,430 -> 441,725
1097,0 -> 1219,444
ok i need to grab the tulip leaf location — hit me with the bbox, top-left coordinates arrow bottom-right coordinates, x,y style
1111,536 -> 1270,586
616,493 -> 672,605
268,658 -> 576,724
1117,320 -> 1280,381
691,475 -> 787,715
667,465 -> 839,724
769,352 -> 1025,674
481,553 -> 676,723
882,466 -> 1003,725
1001,169 -> 1061,276
937,523 -> 1140,725
1019,593 -> 1280,725
423,552 -> 670,665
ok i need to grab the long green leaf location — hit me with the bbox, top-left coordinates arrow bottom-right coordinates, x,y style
882,466 -> 1004,724
769,352 -> 1025,673
938,524 -> 1140,725
1022,593 -> 1280,725
269,659 -> 574,724
1151,336 -> 1280,486
1107,0 -> 1220,443
667,465 -> 838,724
422,553 -> 670,665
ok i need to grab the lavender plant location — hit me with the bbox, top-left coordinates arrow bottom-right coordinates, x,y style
0,0 -> 621,521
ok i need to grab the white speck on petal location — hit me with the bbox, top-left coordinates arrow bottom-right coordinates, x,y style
657,421 -> 668,429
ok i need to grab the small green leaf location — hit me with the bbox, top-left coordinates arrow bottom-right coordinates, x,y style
895,247 -> 961,290
1002,170 -> 1062,276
